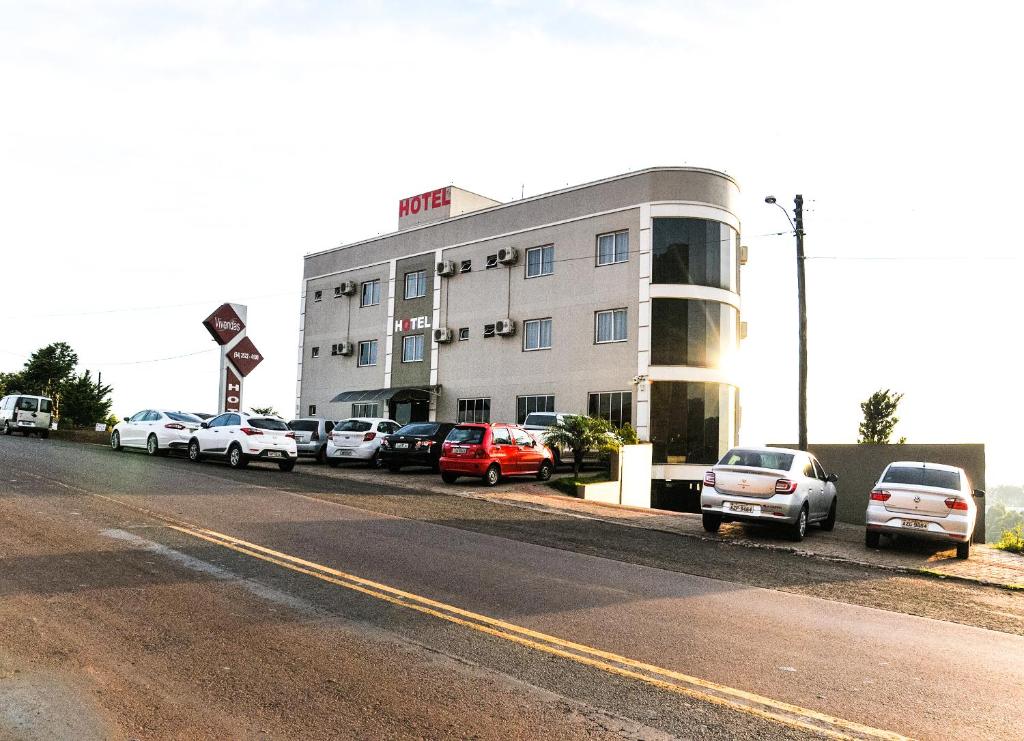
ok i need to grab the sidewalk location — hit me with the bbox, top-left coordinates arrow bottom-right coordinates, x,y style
296,461 -> 1024,590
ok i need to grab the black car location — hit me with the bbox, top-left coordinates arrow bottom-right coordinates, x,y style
380,422 -> 457,472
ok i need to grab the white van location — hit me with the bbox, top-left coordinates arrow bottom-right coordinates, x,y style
0,394 -> 54,437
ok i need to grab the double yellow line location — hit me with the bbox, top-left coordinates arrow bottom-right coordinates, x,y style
169,522 -> 910,741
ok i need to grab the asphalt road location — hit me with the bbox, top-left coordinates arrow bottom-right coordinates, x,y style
2,435 -> 1022,740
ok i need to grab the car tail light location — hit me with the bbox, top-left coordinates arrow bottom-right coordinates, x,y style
703,471 -> 716,487
944,497 -> 969,511
285,432 -> 296,440
870,489 -> 891,502
164,423 -> 185,430
442,442 -> 452,454
311,430 -> 320,442
417,440 -> 433,449
775,479 -> 798,494
475,447 -> 488,458
363,432 -> 376,442
380,437 -> 390,448
240,427 -> 261,436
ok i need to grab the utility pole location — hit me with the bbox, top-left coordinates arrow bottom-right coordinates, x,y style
794,195 -> 807,451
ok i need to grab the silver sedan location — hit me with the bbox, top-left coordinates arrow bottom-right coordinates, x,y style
701,447 -> 839,541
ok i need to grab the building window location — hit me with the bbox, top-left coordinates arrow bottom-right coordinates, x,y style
357,340 -> 378,367
517,395 -> 555,424
597,230 -> 629,266
523,318 -> 552,351
402,334 -> 424,362
404,270 -> 427,299
525,245 -> 554,278
588,391 -> 632,428
460,260 -> 472,273
334,286 -> 343,297
458,398 -> 490,423
649,382 -> 733,465
485,254 -> 498,269
651,299 -> 738,368
361,279 -> 381,307
313,290 -> 323,302
652,218 -> 739,291
352,402 -> 380,418
595,309 -> 627,343
458,327 -> 469,341
483,323 -> 496,338
308,404 -> 317,416
311,346 -> 320,358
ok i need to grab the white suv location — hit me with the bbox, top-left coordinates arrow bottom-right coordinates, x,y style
187,412 -> 298,471
326,417 -> 400,468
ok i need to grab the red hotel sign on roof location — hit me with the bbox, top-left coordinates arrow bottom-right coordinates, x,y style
202,303 -> 245,346
228,336 -> 264,377
398,187 -> 451,218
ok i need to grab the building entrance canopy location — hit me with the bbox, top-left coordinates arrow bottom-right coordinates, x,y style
330,385 -> 440,404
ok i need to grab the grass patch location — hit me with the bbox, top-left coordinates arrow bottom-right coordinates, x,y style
546,473 -> 610,496
994,525 -> 1024,555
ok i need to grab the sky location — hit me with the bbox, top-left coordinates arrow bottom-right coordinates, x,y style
1,1 -> 1021,485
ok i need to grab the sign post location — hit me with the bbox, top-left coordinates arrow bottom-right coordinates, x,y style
202,303 -> 264,413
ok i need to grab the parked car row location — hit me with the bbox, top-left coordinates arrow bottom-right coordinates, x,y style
701,446 -> 982,558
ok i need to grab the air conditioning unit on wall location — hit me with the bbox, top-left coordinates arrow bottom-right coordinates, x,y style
497,247 -> 518,265
436,260 -> 457,277
495,318 -> 516,336
337,342 -> 354,356
433,327 -> 453,343
739,245 -> 749,266
339,281 -> 357,295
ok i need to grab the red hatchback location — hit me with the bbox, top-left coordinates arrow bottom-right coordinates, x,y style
439,423 -> 555,486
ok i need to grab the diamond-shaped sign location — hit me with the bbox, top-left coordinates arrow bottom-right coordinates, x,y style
227,336 -> 264,377
203,304 -> 245,346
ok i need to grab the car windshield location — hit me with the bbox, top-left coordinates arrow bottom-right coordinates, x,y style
289,420 -> 320,432
166,412 -> 202,423
883,466 -> 961,490
39,399 -> 53,413
249,417 -> 289,431
718,449 -> 796,471
397,423 -> 438,436
523,413 -> 557,427
447,427 -> 485,444
337,420 -> 372,432
17,398 -> 38,412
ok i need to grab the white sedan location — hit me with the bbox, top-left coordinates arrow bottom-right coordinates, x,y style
187,411 -> 298,471
111,410 -> 205,456
326,417 -> 400,468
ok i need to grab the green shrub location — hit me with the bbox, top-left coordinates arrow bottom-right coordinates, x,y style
995,525 -> 1024,554
547,474 -> 609,497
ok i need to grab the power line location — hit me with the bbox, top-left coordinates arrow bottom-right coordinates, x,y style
0,291 -> 294,321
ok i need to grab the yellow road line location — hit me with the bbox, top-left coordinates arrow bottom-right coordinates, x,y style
168,523 -> 911,741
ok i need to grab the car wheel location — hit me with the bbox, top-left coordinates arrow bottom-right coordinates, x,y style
2,421 -> 11,435
702,513 -> 722,533
368,450 -> 383,469
228,444 -> 248,469
790,506 -> 808,542
956,540 -> 971,559
40,430 -> 49,439
441,472 -> 459,484
146,434 -> 159,456
278,459 -> 296,472
111,431 -> 122,451
865,530 -> 880,549
188,439 -> 202,462
482,465 -> 500,487
536,461 -> 553,481
315,445 -> 326,463
820,498 -> 837,531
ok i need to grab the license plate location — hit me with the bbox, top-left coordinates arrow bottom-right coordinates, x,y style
902,518 -> 929,530
395,443 -> 409,449
338,449 -> 352,456
453,446 -> 467,454
267,451 -> 284,458
728,502 -> 759,514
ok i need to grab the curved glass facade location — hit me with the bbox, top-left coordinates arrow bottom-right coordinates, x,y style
650,299 -> 737,368
651,218 -> 738,291
649,382 -> 735,465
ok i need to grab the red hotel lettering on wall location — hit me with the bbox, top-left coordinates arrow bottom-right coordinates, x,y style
398,187 -> 451,218
223,367 -> 242,412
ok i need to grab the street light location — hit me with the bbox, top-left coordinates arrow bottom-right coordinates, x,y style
765,194 -> 808,451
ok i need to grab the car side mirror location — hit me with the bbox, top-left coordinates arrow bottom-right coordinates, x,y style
826,473 -> 839,483
973,489 -> 985,498
200,422 -> 209,429
530,440 -> 536,447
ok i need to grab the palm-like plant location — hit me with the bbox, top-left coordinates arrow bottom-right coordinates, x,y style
544,415 -> 615,478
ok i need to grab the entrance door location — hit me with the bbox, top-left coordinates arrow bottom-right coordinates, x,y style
390,399 -> 430,425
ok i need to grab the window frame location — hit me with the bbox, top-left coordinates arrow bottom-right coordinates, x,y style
458,327 -> 470,341
594,308 -> 628,344
313,290 -> 322,302
360,279 -> 381,308
401,333 -> 425,363
457,397 -> 491,423
525,245 -> 554,279
522,317 -> 553,352
352,402 -> 380,418
516,394 -> 555,424
596,230 -> 630,266
588,391 -> 632,428
403,270 -> 427,300
308,404 -> 317,416
357,339 -> 378,367
311,346 -> 320,358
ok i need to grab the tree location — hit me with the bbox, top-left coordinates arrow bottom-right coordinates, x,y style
250,406 -> 278,416
858,389 -> 904,444
543,415 -> 614,477
18,342 -> 78,397
55,370 -> 112,428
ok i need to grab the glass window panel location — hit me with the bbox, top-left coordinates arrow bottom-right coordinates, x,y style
614,231 -> 629,261
651,218 -> 737,291
649,382 -> 730,465
542,246 -> 553,274
598,234 -> 614,265
651,299 -> 735,368
613,309 -> 627,341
